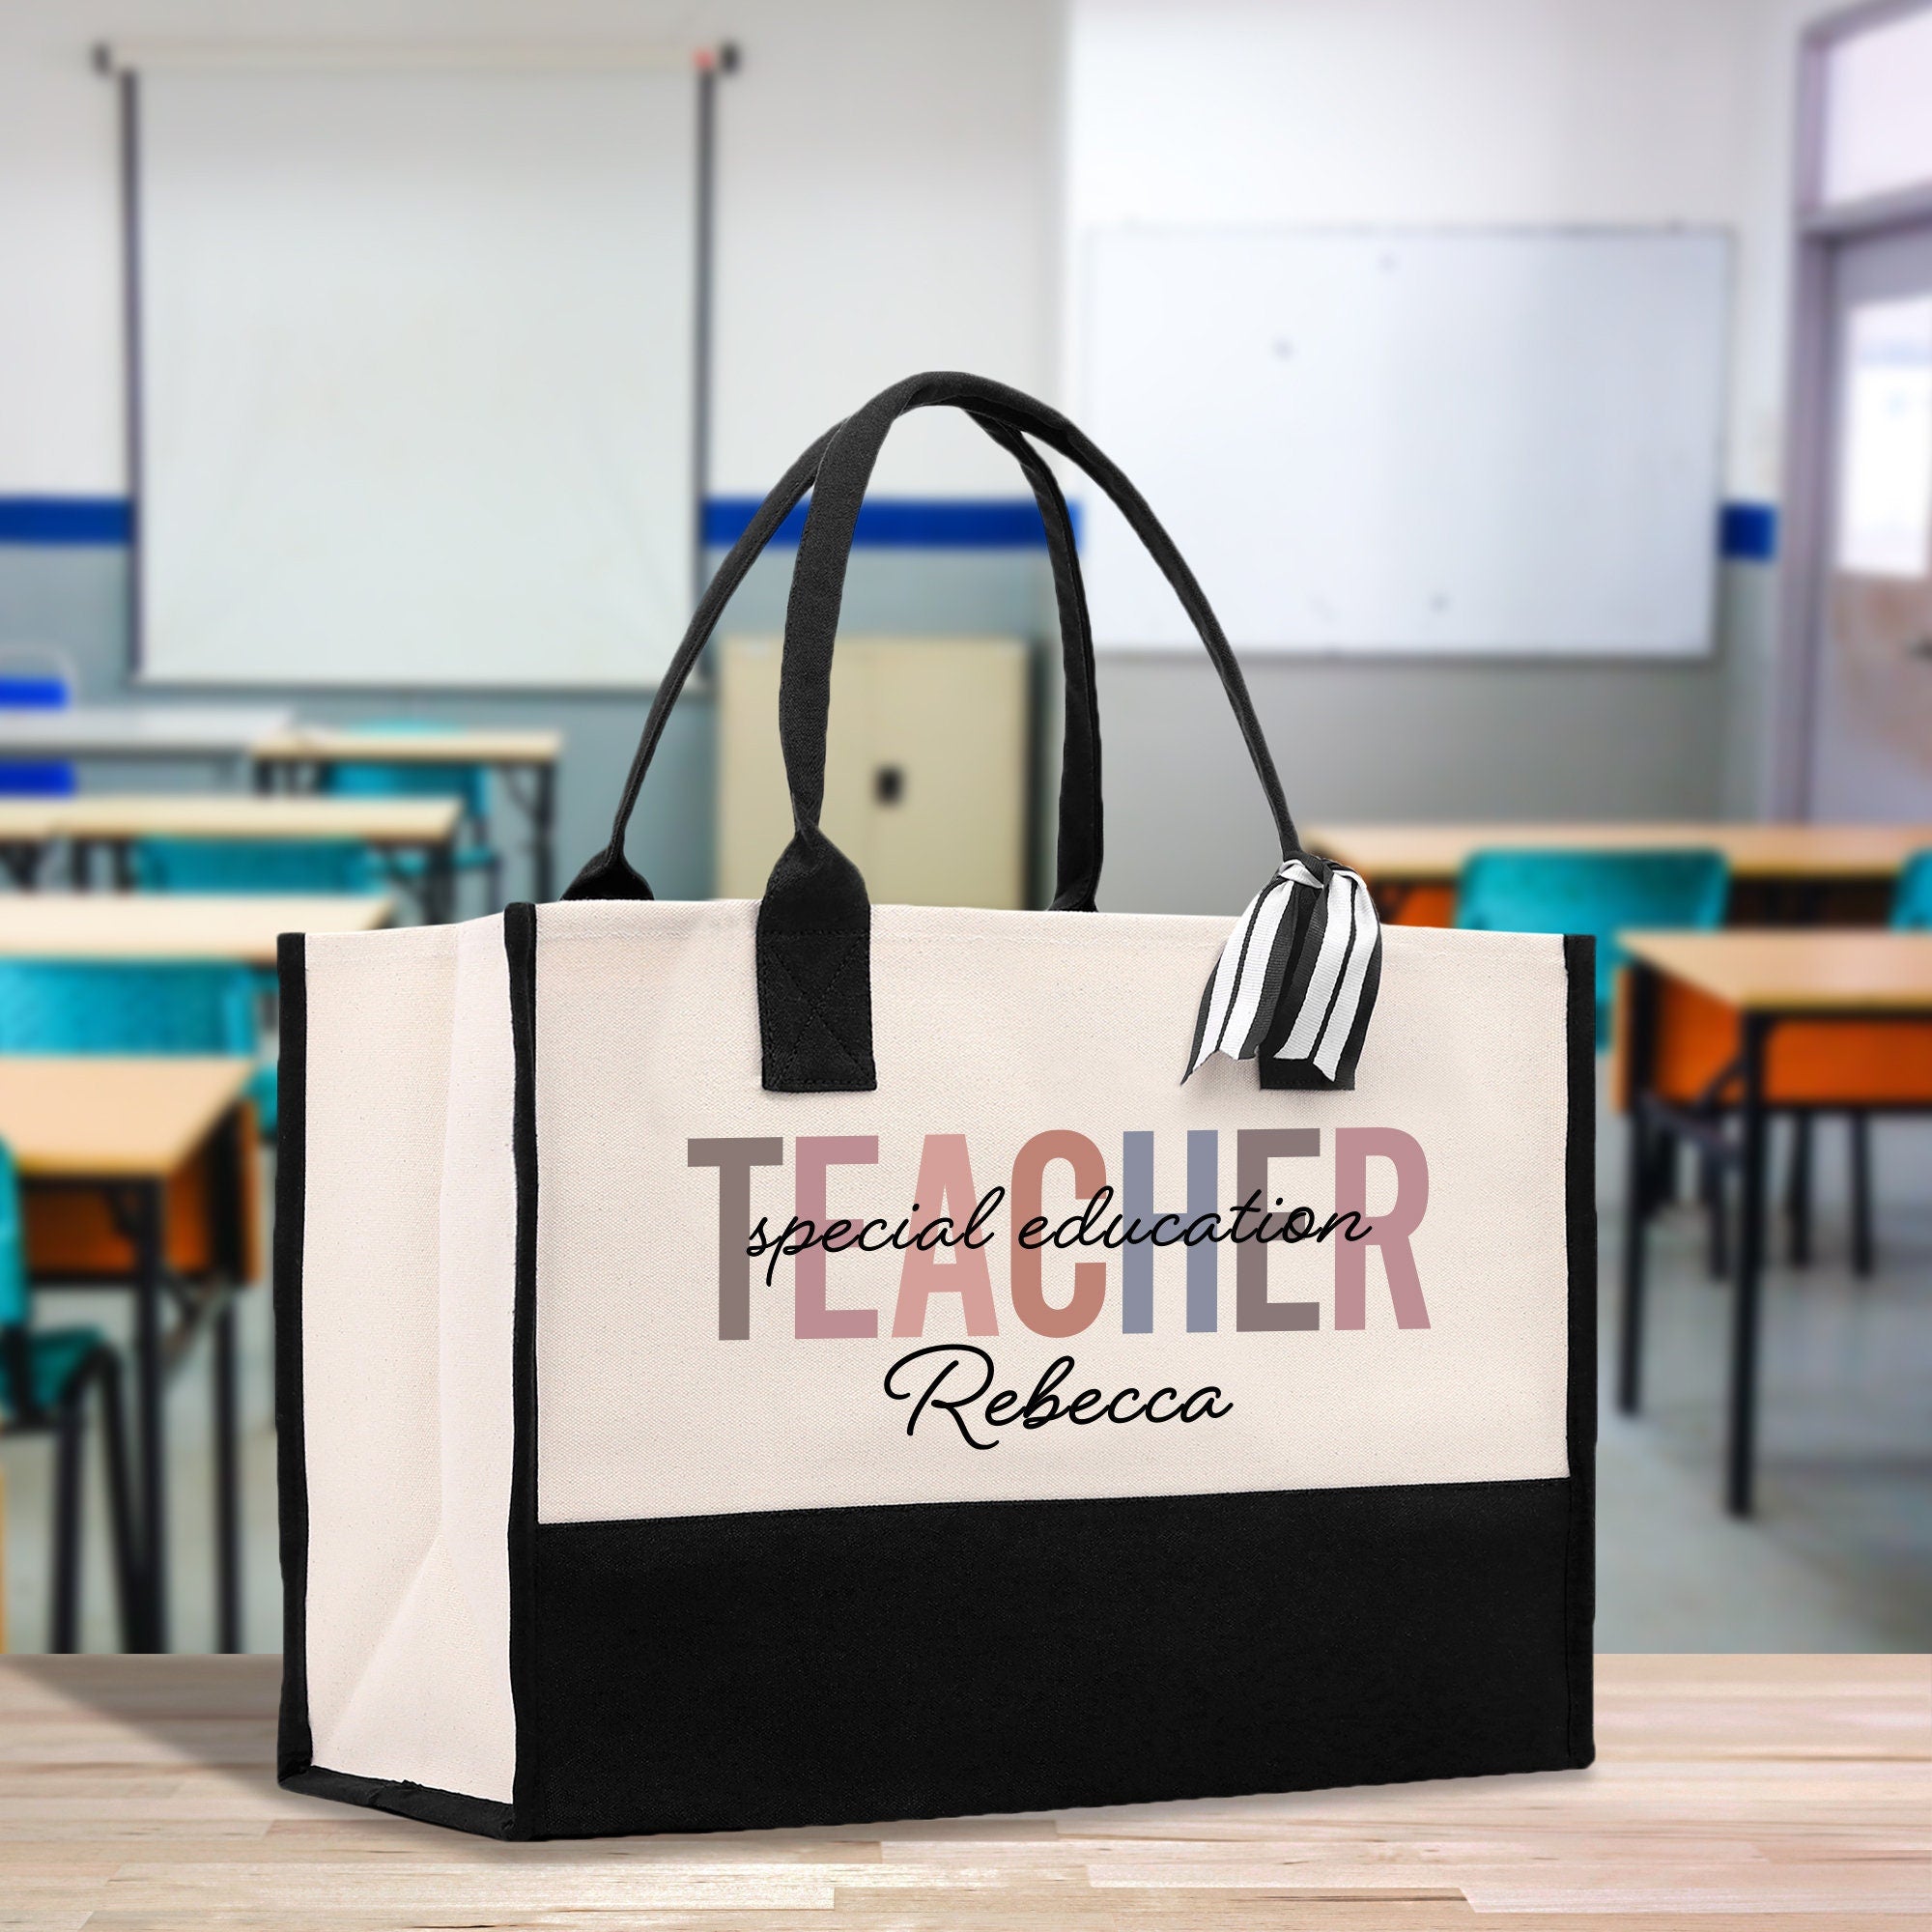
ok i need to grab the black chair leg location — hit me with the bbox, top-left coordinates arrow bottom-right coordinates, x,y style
97,1350 -> 141,1652
1849,1111 -> 1875,1279
1701,1146 -> 1728,1281
1785,1112 -> 1813,1266
50,1385 -> 86,1653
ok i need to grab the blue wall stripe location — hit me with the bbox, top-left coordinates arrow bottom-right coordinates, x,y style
701,495 -> 1068,550
0,497 -> 132,546
2,493 -> 1777,559
1719,500 -> 1777,562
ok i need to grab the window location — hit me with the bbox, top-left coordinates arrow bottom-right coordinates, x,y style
1820,4 -> 1932,208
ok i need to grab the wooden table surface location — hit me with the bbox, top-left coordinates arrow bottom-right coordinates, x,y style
0,1655 -> 1922,1928
252,725 -> 562,765
1311,821 -> 1932,882
1624,929 -> 1932,1011
0,707 -> 292,756
0,1058 -> 253,1178
0,893 -> 393,965
47,794 -> 462,844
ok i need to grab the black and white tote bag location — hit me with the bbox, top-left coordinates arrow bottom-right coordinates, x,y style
276,373 -> 1595,1841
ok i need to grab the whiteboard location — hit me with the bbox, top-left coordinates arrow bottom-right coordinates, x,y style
1077,227 -> 1730,657
135,66 -> 696,689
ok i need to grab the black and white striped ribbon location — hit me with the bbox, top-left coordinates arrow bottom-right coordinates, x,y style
1184,853 -> 1383,1089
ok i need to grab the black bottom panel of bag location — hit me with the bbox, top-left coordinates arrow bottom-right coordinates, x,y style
529,1475 -> 1588,1839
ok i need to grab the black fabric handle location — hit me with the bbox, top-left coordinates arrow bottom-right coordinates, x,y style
571,371 -> 1296,1094
565,403 -> 1104,910
773,374 -> 1295,863
750,373 -> 1295,1090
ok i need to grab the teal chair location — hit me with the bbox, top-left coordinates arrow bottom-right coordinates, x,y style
1894,850 -> 1932,930
0,1139 -> 139,1650
1457,847 -> 1732,1043
0,958 -> 277,1132
131,838 -> 375,895
323,721 -> 501,912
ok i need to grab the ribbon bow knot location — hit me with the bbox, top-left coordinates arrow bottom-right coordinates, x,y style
1184,852 -> 1383,1090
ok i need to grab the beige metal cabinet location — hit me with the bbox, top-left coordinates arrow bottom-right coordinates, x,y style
716,635 -> 1032,908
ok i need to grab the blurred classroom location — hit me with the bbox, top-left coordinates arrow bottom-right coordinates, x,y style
0,0 -> 1929,1656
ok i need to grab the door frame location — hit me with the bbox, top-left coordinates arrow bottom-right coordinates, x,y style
1771,0 -> 1932,815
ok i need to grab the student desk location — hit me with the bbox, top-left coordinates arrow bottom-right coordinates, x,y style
0,1654 -> 1922,1926
52,795 -> 464,920
0,893 -> 393,966
1311,822 -> 1932,924
252,725 -> 563,903
0,705 -> 292,769
0,1059 -> 257,1655
0,805 -> 58,888
1617,931 -> 1932,1518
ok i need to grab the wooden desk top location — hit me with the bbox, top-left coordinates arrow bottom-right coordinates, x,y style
0,1654 -> 1909,1924
0,1058 -> 252,1177
252,725 -> 562,765
0,894 -> 393,965
1313,821 -> 1932,882
51,794 -> 462,844
0,1655 -> 1921,1927
0,706 -> 292,755
1624,930 -> 1932,1011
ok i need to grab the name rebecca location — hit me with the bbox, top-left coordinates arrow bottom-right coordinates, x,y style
885,1346 -> 1233,1451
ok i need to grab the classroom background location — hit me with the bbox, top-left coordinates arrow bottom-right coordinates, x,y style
0,0 -> 1928,1657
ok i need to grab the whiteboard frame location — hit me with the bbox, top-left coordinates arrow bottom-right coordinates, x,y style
113,48 -> 731,696
1073,221 -> 1734,665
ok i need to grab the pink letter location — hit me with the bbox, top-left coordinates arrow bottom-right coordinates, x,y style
1334,1128 -> 1431,1330
795,1136 -> 878,1339
893,1134 -> 1000,1338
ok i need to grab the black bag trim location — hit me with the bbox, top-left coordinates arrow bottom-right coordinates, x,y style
279,917 -> 1595,1842
528,1472 -> 1580,1840
505,901 -> 545,1837
1562,933 -> 1598,1767
272,931 -> 312,1783
282,1764 -> 517,1838
274,913 -> 550,1838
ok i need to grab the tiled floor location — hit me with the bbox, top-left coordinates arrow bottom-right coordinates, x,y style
3,1091 -> 1929,1654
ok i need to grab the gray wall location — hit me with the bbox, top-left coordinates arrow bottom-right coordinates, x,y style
0,537 -> 1761,915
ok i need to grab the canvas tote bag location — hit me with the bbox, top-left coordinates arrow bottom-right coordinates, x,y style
276,372 -> 1595,1841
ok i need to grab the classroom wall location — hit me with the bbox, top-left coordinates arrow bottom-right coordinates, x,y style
0,0 -> 1062,898
1063,0 -> 1816,912
0,0 -> 1843,914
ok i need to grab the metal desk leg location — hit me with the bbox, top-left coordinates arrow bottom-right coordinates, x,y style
210,1105 -> 245,1654
1785,1112 -> 1812,1265
128,1179 -> 168,1651
1617,961 -> 1659,1415
531,760 -> 555,905
1849,1111 -> 1875,1279
427,841 -> 456,924
1727,1013 -> 1773,1518
213,1304 -> 241,1653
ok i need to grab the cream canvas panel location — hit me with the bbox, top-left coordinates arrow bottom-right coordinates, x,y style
301,919 -> 518,1803
532,903 -> 1574,1523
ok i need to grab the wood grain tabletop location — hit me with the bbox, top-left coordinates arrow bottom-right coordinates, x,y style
0,892 -> 394,965
0,1058 -> 253,1178
0,1655 -> 1924,1928
1622,929 -> 1932,1011
253,725 -> 563,765
1310,821 -> 1932,882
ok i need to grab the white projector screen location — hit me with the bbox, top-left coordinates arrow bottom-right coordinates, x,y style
133,62 -> 696,689
1077,226 -> 1730,657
